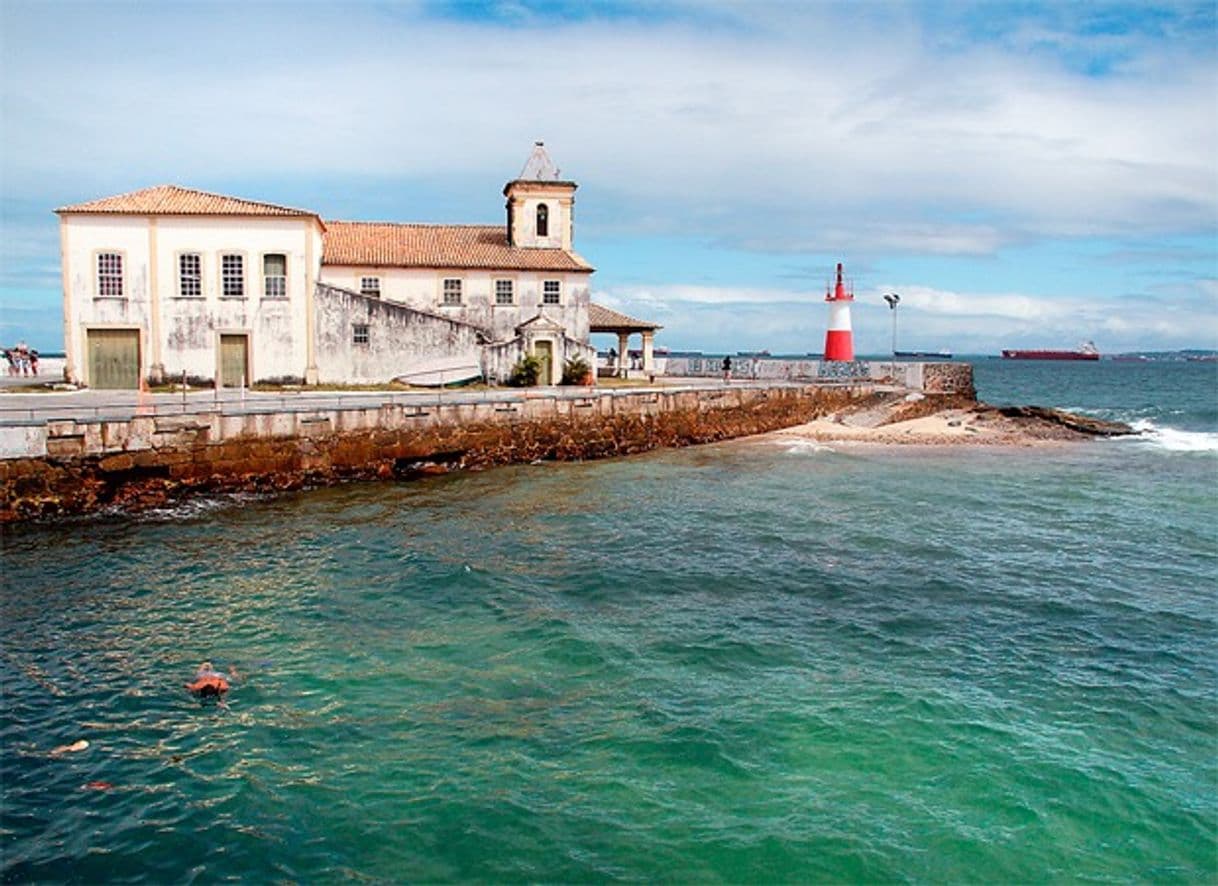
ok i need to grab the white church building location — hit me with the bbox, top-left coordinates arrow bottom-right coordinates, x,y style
55,144 -> 657,389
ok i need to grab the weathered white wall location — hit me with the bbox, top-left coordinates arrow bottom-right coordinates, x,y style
155,217 -> 315,383
63,215 -> 152,385
63,214 -> 319,385
313,283 -> 484,385
319,265 -> 591,344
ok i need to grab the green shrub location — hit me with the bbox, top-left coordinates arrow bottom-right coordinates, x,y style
561,356 -> 592,385
507,354 -> 541,387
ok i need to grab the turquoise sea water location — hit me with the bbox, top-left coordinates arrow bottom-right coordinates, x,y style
2,361 -> 1216,882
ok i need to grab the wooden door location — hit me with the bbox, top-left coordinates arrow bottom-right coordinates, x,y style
87,329 -> 139,389
534,340 -> 553,386
219,335 -> 248,388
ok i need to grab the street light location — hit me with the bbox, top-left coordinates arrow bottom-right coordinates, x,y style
883,293 -> 901,356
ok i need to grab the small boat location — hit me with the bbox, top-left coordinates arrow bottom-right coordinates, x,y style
894,349 -> 952,359
1002,341 -> 1099,361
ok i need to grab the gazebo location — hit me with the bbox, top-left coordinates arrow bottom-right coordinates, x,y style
588,303 -> 662,377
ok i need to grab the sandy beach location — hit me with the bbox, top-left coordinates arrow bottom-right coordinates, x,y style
763,394 -> 1134,448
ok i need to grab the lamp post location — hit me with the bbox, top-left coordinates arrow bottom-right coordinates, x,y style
883,293 -> 901,356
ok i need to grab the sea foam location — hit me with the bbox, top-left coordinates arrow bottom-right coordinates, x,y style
1128,419 -> 1218,453
775,438 -> 834,455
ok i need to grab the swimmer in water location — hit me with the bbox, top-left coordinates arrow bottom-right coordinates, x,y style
185,661 -> 235,698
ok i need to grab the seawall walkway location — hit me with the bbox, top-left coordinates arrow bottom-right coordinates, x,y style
0,363 -> 974,522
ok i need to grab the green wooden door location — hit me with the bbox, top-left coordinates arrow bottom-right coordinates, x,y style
534,340 -> 553,386
219,335 -> 248,388
87,329 -> 140,389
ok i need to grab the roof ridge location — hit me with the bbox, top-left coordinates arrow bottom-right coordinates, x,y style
56,183 -> 319,218
159,183 -> 319,217
322,221 -> 594,272
588,302 -> 660,330
325,220 -> 501,228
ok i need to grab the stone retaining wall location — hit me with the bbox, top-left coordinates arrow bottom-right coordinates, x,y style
920,363 -> 976,397
660,358 -> 973,396
0,385 -> 880,522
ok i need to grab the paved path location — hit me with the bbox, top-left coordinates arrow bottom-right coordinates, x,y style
0,377 -> 872,427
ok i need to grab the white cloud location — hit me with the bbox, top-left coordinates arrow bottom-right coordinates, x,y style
876,285 -> 1072,321
2,3 -> 1214,245
601,284 -> 814,308
596,278 -> 1218,354
1,1 -> 1214,350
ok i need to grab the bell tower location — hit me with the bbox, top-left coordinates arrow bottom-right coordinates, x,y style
504,141 -> 577,249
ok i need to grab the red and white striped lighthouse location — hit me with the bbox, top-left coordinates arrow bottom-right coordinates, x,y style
823,262 -> 855,362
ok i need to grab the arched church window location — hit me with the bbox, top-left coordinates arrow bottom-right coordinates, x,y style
536,204 -> 549,237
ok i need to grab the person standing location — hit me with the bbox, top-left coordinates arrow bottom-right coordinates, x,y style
722,355 -> 732,383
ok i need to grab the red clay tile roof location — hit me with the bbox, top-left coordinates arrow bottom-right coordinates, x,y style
322,222 -> 593,273
56,184 -> 321,223
588,303 -> 661,331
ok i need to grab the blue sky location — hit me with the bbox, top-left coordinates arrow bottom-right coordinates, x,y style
1,0 -> 1215,355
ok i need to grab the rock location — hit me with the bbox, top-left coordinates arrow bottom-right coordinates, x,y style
904,392 -> 925,402
996,405 -> 1135,437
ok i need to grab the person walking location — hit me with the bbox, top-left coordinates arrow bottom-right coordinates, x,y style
722,355 -> 732,383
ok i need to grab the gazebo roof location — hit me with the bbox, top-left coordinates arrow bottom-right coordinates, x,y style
589,303 -> 661,332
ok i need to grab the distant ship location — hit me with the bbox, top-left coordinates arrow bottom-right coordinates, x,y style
895,349 -> 952,359
737,350 -> 771,357
1002,341 -> 1099,361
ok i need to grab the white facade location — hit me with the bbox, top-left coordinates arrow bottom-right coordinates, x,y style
60,212 -> 322,386
317,266 -> 590,344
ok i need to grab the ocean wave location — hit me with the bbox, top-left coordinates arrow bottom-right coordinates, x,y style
1127,420 -> 1218,453
128,492 -> 273,523
774,439 -> 835,455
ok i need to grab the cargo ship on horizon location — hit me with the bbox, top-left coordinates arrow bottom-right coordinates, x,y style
1002,341 -> 1099,361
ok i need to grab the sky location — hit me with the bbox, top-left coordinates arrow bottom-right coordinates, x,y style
1,0 -> 1215,356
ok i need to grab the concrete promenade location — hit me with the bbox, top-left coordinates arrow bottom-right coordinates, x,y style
0,362 -> 975,520
0,358 -> 962,430
0,377 -> 870,429
0,360 -> 974,466
1,382 -> 875,521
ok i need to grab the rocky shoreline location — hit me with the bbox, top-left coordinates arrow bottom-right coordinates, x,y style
2,385 -> 864,523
